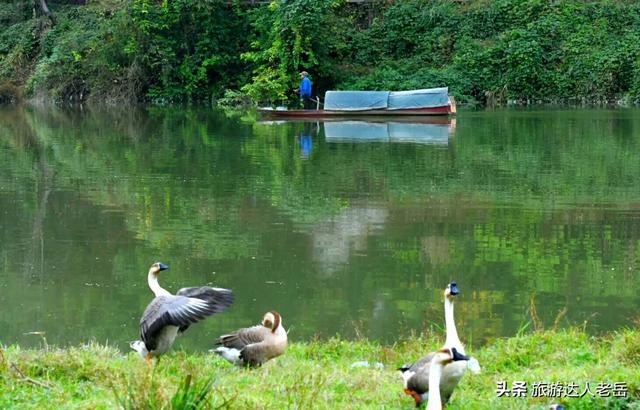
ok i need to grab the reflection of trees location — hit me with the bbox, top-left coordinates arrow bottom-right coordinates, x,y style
21,106 -> 263,259
407,202 -> 640,340
311,206 -> 387,277
451,110 -> 640,203
421,235 -> 450,267
0,108 -> 48,278
29,127 -> 52,281
1,106 -> 639,346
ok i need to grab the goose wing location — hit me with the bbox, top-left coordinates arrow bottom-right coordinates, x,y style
176,286 -> 235,309
403,353 -> 466,404
240,331 -> 287,367
140,292 -> 232,350
407,353 -> 435,372
174,286 -> 234,333
216,324 -> 270,350
239,341 -> 270,367
402,352 -> 435,393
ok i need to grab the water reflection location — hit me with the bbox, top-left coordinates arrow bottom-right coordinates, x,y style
324,118 -> 455,144
1,106 -> 639,351
298,122 -> 315,159
311,205 -> 388,277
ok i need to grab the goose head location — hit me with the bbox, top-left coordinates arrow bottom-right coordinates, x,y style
262,311 -> 282,333
148,262 -> 169,276
129,340 -> 148,358
433,346 -> 469,365
444,281 -> 459,300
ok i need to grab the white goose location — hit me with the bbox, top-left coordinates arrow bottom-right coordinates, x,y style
400,282 -> 479,407
425,347 -> 470,410
212,311 -> 287,367
130,262 -> 234,363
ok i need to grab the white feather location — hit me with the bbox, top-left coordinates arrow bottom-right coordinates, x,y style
400,370 -> 415,388
212,346 -> 243,365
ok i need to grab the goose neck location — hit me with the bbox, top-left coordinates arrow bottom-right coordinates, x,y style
148,271 -> 171,297
444,296 -> 461,349
426,361 -> 443,410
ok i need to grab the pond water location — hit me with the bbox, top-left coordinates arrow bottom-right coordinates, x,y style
0,106 -> 639,352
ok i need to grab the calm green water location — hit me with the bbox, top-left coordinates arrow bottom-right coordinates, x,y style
0,106 -> 639,352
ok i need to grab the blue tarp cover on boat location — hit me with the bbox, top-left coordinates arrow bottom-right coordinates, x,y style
387,87 -> 449,110
324,91 -> 390,111
323,88 -> 448,111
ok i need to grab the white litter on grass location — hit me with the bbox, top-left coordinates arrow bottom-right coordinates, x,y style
467,357 -> 481,373
350,361 -> 384,370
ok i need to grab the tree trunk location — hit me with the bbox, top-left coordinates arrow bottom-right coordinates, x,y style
36,0 -> 56,25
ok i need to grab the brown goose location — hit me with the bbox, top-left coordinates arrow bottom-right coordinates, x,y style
212,311 -> 287,367
130,262 -> 234,363
400,282 -> 479,407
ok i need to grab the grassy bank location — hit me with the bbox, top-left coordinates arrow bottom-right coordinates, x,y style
1,329 -> 639,409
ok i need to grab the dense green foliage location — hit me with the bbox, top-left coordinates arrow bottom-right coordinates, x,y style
129,0 -> 251,103
1,0 -> 640,105
1,329 -> 639,408
240,0 -> 347,103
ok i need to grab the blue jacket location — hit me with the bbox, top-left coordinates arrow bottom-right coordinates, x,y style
300,77 -> 312,97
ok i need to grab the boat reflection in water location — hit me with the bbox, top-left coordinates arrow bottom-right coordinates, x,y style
323,118 -> 455,145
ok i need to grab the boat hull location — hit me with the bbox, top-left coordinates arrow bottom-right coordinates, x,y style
258,105 -> 453,118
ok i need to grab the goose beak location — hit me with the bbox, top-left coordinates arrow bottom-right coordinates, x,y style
451,347 -> 469,361
158,263 -> 169,271
449,282 -> 459,296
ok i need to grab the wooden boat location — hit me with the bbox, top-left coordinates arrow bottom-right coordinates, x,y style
257,115 -> 454,125
258,88 -> 456,118
258,105 -> 454,118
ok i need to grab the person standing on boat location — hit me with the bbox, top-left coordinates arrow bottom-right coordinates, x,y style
296,71 -> 313,109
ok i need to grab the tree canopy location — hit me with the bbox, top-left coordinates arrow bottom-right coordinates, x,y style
1,0 -> 640,106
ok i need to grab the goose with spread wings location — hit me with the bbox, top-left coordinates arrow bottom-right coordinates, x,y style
212,311 -> 287,367
130,262 -> 234,363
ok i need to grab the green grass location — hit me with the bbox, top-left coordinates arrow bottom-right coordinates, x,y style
1,329 -> 639,409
